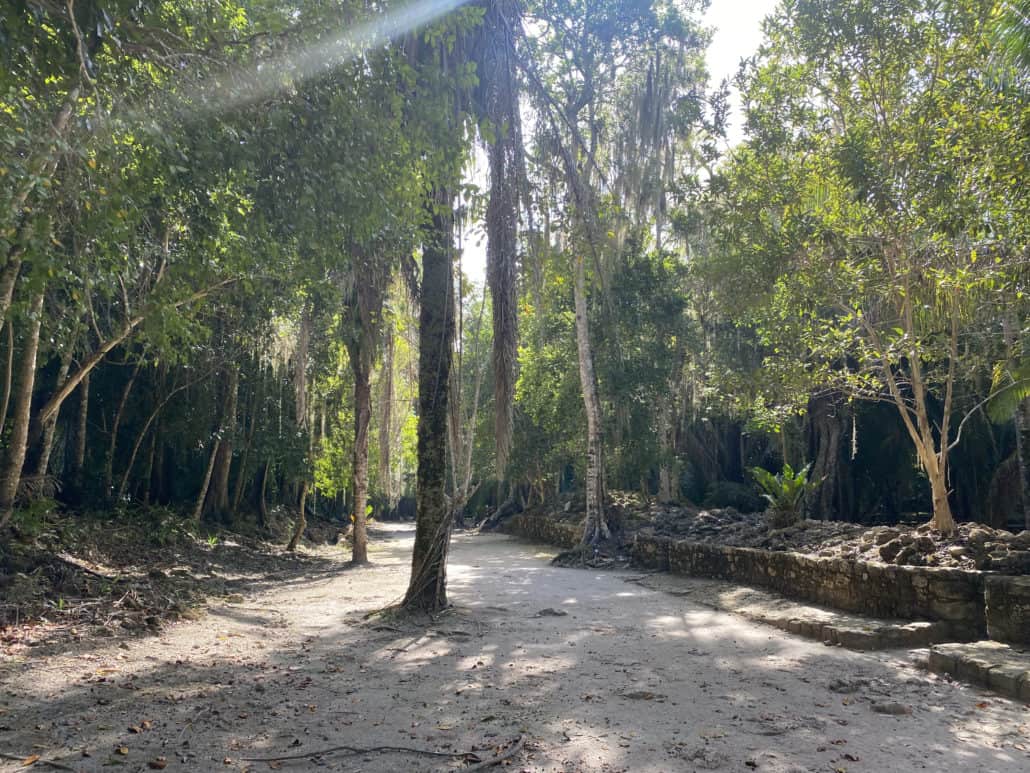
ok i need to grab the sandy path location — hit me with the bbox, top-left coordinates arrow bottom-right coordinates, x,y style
1,524 -> 1027,772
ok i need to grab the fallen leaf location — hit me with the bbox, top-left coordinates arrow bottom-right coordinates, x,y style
21,754 -> 40,766
116,747 -> 129,755
147,758 -> 167,770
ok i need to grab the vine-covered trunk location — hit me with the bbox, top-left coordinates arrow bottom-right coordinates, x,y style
482,0 -> 521,484
0,290 -> 45,529
403,201 -> 455,613
351,356 -> 372,564
573,255 -> 609,545
807,393 -> 845,521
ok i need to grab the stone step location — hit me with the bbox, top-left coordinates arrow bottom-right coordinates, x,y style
627,573 -> 974,650
928,641 -> 1030,702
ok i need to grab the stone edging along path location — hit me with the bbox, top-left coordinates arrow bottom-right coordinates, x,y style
501,513 -> 1029,647
501,513 -> 1030,702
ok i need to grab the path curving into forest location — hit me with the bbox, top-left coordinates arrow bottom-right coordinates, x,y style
1,524 -> 1027,772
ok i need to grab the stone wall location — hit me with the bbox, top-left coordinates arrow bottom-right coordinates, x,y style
985,576 -> 1030,645
500,514 -> 581,549
655,537 -> 985,632
504,519 -> 1029,645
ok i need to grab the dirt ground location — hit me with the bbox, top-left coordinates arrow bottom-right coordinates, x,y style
1,524 -> 1027,772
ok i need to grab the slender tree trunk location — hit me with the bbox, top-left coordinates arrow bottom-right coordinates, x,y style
205,369 -> 238,520
35,347 -> 74,479
1020,403 -> 1030,532
73,372 -> 89,491
403,200 -> 456,613
141,430 -> 156,506
1003,315 -> 1030,529
573,255 -> 609,545
657,399 -> 676,504
379,328 -> 395,509
192,438 -> 221,523
286,480 -> 309,552
0,291 -> 45,528
35,279 -> 233,429
116,371 -> 199,501
256,460 -> 270,527
104,357 -> 144,497
0,323 -> 14,438
231,398 -> 258,518
350,355 -> 372,564
294,308 -> 310,429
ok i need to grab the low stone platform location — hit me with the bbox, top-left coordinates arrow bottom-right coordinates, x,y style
627,573 -> 967,650
928,641 -> 1030,702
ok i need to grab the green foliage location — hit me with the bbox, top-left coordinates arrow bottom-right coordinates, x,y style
987,358 -> 1030,424
750,463 -> 815,527
10,498 -> 58,539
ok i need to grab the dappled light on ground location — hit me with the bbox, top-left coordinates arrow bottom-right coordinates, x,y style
1,525 -> 1027,772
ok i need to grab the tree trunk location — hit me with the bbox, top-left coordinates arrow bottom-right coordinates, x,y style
573,255 -> 609,545
403,200 -> 456,613
231,393 -> 258,518
104,357 -> 144,498
806,393 -> 844,521
483,0 -> 522,483
379,328 -> 395,509
35,279 -> 233,429
256,460 -> 270,527
192,438 -> 221,523
0,291 -> 45,529
35,346 -> 74,479
117,371 -> 200,501
73,372 -> 89,491
286,480 -> 309,552
141,430 -> 156,506
1003,314 -> 1030,530
927,451 -> 957,533
1020,403 -> 1030,531
0,323 -> 13,438
294,308 -> 310,429
205,369 -> 238,520
350,354 -> 372,564
657,398 -> 676,504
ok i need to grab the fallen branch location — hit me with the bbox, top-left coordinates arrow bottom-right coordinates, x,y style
457,735 -> 526,771
0,751 -> 78,771
241,743 -> 471,763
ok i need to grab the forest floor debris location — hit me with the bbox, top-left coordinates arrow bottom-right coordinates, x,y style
0,508 -> 345,651
523,491 -> 1030,572
2,524 -> 1028,772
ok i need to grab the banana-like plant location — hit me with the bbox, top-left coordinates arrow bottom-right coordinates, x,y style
750,463 -> 815,528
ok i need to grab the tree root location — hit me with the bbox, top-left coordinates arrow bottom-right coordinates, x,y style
241,743 -> 472,763
0,752 -> 78,771
457,734 -> 526,770
239,734 -> 526,769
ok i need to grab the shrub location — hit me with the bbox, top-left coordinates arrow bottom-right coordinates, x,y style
750,463 -> 814,528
